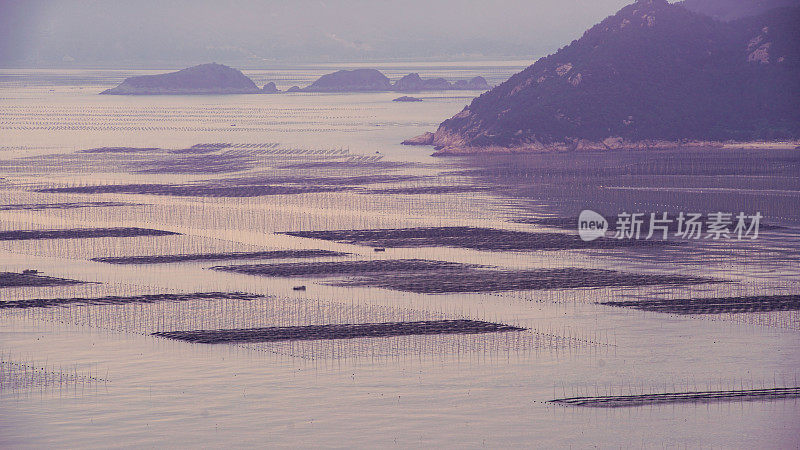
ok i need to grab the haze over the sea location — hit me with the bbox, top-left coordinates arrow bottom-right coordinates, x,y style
1,0 -> 635,67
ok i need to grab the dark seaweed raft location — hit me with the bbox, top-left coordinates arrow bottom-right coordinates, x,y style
211,260 -> 715,294
600,294 -> 800,314
152,320 -> 526,344
366,186 -> 492,195
79,147 -> 162,154
282,227 -> 673,251
37,174 -> 424,198
0,292 -> 261,309
0,272 -> 86,288
0,227 -> 180,241
92,249 -> 347,265
332,268 -> 716,294
210,259 -> 474,278
39,183 -> 349,198
0,202 -> 132,211
135,153 -> 257,174
550,387 -> 800,408
281,160 -> 411,170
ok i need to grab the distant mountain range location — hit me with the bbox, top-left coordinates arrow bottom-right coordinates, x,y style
405,0 -> 800,154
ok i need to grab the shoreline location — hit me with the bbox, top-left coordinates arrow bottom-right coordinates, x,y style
401,132 -> 800,156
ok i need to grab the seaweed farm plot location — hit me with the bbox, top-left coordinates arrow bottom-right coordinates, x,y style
1,291 -> 607,361
134,152 -> 260,174
79,146 -> 163,154
211,259 -> 718,294
130,146 -> 344,174
210,259 -> 475,278
0,227 -> 180,241
0,226 -> 323,264
282,227 -> 675,251
0,358 -> 106,392
365,186 -> 493,195
550,387 -> 800,408
0,103 -> 381,134
0,292 -> 347,333
153,320 -> 525,344
0,201 -> 133,211
281,158 -> 412,170
38,183 -> 350,198
0,290 -> 449,333
600,294 -> 800,314
0,292 -> 261,309
215,173 -> 424,188
0,142 -> 377,181
91,249 -> 347,265
35,172 -> 427,199
242,326 -> 606,361
0,271 -> 87,288
3,143 -> 394,179
77,144 -> 276,155
136,151 -> 370,175
332,268 -> 718,294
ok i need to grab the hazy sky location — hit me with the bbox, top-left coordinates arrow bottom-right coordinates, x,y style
1,0 -> 637,67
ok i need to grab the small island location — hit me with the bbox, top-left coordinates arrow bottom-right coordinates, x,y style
303,69 -> 392,92
393,96 -> 423,102
261,82 -> 280,94
393,73 -> 489,92
101,63 -> 262,95
301,69 -> 490,93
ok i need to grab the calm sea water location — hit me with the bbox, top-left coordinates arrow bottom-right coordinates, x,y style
1,63 -> 799,448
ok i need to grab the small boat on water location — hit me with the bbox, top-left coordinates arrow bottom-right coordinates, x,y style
292,285 -> 307,291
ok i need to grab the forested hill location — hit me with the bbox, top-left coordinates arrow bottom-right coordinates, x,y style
421,0 -> 799,153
